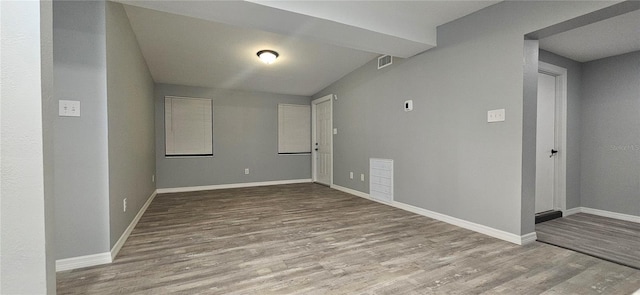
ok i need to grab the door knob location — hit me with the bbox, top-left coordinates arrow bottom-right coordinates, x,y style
550,149 -> 558,157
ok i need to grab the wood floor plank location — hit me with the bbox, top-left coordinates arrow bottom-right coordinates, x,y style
536,213 -> 640,270
57,184 -> 640,294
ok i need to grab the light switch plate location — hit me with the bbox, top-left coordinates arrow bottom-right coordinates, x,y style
333,128 -> 338,135
487,109 -> 505,123
59,100 -> 80,117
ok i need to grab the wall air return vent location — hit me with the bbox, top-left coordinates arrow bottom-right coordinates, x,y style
377,55 -> 393,69
370,158 -> 393,203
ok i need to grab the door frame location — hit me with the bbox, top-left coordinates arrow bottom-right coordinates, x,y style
538,61 -> 567,214
311,94 -> 334,186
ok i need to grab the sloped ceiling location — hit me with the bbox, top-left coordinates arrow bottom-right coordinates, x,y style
124,5 -> 378,96
120,1 -> 500,96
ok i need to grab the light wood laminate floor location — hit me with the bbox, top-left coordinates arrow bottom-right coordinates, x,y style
536,213 -> 640,270
57,184 -> 640,294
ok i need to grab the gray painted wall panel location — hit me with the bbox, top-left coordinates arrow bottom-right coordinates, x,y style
581,51 -> 640,217
53,0 -> 111,258
538,50 -> 583,210
521,40 -> 539,234
315,1 -> 614,236
155,84 -> 311,189
106,2 -> 156,248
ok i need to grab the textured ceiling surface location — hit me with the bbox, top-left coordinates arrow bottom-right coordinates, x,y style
121,0 -> 501,96
540,10 -> 640,63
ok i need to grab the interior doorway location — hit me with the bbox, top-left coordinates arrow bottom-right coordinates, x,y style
312,94 -> 333,186
526,2 -> 640,269
535,62 -> 567,217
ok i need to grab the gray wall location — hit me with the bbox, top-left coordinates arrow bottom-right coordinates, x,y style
314,1 -> 613,236
106,2 -> 156,248
539,49 -> 584,210
580,51 -> 640,217
53,0 -> 111,259
155,84 -> 311,189
0,1 -> 55,293
521,40 -> 539,234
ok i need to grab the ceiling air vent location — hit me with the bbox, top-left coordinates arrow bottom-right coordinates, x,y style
377,55 -> 392,69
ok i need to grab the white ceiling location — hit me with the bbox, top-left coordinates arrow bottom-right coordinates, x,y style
124,5 -> 377,96
120,1 -> 500,96
247,1 -> 501,54
539,9 -> 640,63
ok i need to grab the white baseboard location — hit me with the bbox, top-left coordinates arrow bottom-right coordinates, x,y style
331,184 -> 532,245
390,201 -> 532,245
520,232 -> 538,245
157,179 -> 313,194
111,190 -> 158,260
331,184 -> 371,199
56,190 -> 158,272
579,207 -> 640,223
564,207 -> 581,216
56,252 -> 111,272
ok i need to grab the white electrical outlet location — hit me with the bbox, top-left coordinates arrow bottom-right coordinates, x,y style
244,168 -> 250,175
152,174 -> 155,183
487,109 -> 506,123
349,172 -> 354,179
123,198 -> 127,212
360,174 -> 365,181
333,128 -> 338,135
59,100 -> 81,117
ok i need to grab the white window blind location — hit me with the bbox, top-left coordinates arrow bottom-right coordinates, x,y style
165,96 -> 213,156
278,104 -> 311,154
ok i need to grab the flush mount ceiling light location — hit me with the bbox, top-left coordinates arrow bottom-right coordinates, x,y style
257,50 -> 279,64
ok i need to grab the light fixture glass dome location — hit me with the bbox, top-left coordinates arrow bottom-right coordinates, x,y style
257,50 -> 279,64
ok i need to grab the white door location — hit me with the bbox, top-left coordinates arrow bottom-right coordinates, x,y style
535,72 -> 557,213
313,97 -> 332,185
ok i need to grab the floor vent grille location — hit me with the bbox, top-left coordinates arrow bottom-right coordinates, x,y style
535,210 -> 562,224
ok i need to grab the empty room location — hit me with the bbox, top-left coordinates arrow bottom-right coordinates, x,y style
1,0 -> 639,294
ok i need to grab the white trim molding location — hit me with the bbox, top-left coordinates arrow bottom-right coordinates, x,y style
577,207 -> 640,223
311,94 -> 334,186
56,252 -> 112,272
56,190 -> 160,272
331,185 -> 535,245
156,179 -> 312,194
111,190 -> 158,260
331,184 -> 370,199
564,207 -> 581,216
562,207 -> 639,222
391,201 -> 535,245
538,61 -> 568,215
520,232 -> 538,245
